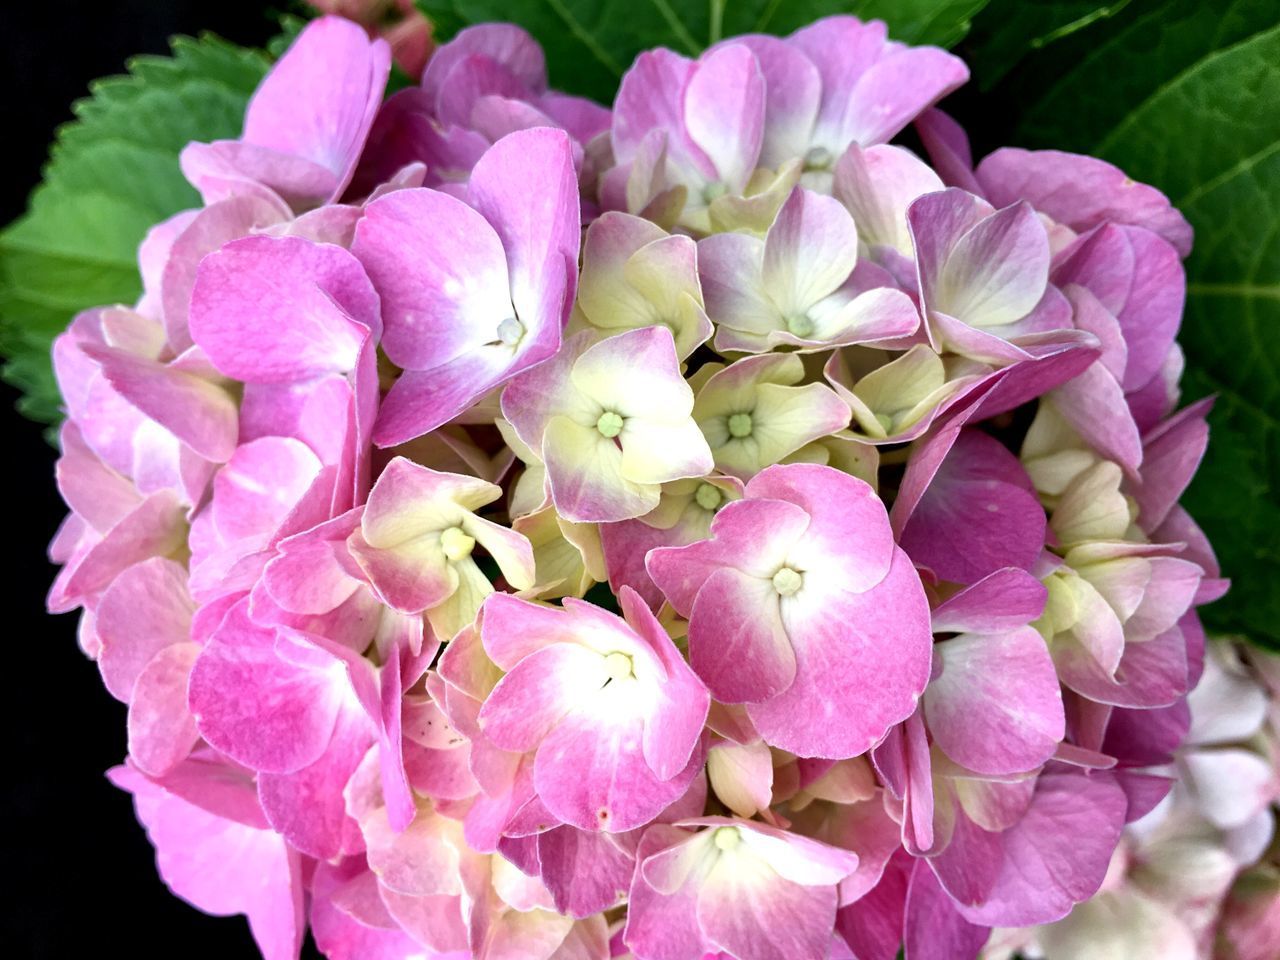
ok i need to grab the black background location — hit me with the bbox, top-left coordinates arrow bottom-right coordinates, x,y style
1,4 -> 309,956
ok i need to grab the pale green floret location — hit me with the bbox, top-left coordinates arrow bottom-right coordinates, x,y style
496,315 -> 524,346
713,826 -> 742,851
440,526 -> 476,562
875,412 -> 896,434
695,483 -> 723,511
603,651 -> 634,682
596,411 -> 625,438
772,566 -> 803,596
703,181 -> 729,204
727,412 -> 754,438
803,146 -> 833,171
786,313 -> 815,338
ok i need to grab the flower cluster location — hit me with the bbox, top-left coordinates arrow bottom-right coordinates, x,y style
47,14 -> 1249,960
985,638 -> 1280,960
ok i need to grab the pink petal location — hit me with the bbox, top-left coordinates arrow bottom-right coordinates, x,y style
190,235 -> 378,383
478,642 -> 605,753
746,462 -> 896,593
646,496 -> 810,614
161,193 -> 290,352
467,127 -> 581,335
109,763 -> 305,960
684,44 -> 765,190
976,148 -> 1193,257
128,641 -> 202,776
937,200 -> 1050,328
353,186 -> 512,373
239,16 -> 390,202
534,705 -> 704,833
188,601 -> 345,774
689,567 -> 794,703
697,853 -> 838,960
750,547 -> 932,758
925,627 -> 1065,775
622,586 -> 711,781
257,704 -> 371,860
96,556 -> 193,701
836,849 -> 912,960
92,348 -> 238,461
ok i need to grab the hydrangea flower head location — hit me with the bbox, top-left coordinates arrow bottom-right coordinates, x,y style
38,12 -> 1246,960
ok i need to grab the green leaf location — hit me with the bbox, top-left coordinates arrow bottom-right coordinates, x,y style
414,0 -> 991,103
0,34 -> 269,425
961,0 -> 1132,88
966,1 -> 1280,646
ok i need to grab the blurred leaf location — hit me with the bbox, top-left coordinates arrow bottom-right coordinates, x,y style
0,35 -> 269,425
414,0 -> 990,103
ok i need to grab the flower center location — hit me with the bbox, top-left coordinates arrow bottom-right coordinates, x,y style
496,316 -> 524,346
713,826 -> 741,851
695,483 -> 722,511
772,566 -> 803,596
603,651 -> 634,682
785,313 -> 815,338
727,412 -> 753,438
440,526 -> 476,562
803,146 -> 833,171
596,411 -> 625,438
703,181 -> 728,204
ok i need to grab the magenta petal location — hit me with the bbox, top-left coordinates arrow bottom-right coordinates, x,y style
903,860 -> 989,960
1134,398 -> 1212,532
836,849 -> 912,960
930,568 -> 1047,634
310,862 -> 423,960
926,627 -> 1065,776
954,769 -> 1127,926
537,825 -> 634,918
899,430 -> 1045,585
1051,361 -> 1143,473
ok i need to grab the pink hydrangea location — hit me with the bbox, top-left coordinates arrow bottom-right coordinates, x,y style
42,13 -> 1247,960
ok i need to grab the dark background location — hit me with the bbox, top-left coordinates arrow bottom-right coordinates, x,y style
1,4 -> 304,956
